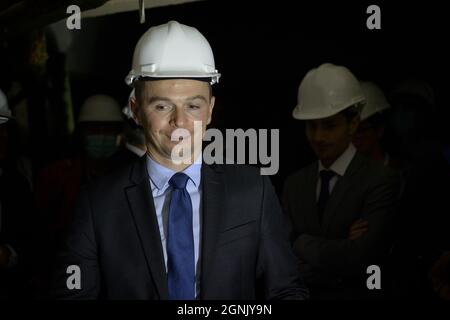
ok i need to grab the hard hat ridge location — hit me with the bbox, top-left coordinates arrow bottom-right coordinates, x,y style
293,63 -> 365,120
126,21 -> 221,86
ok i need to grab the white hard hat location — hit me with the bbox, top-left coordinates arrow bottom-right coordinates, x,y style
122,89 -> 135,120
78,94 -> 123,122
392,79 -> 435,107
0,89 -> 12,124
293,63 -> 365,120
125,20 -> 221,86
360,81 -> 390,120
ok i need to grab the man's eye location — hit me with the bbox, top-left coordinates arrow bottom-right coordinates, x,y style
188,105 -> 200,110
155,105 -> 169,111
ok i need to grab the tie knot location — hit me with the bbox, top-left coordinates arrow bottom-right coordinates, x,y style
169,172 -> 190,189
320,170 -> 336,182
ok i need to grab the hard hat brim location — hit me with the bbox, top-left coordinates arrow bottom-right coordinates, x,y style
0,116 -> 10,124
292,97 -> 365,120
292,105 -> 348,120
360,103 -> 391,121
126,72 -> 221,86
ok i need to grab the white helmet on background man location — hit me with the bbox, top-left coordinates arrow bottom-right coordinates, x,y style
392,79 -> 435,107
293,63 -> 365,120
125,20 -> 221,86
360,81 -> 390,120
0,89 -> 12,124
78,94 -> 123,122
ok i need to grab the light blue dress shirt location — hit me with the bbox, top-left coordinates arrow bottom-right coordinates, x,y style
145,155 -> 202,295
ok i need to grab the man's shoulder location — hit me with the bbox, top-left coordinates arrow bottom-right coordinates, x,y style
205,164 -> 267,187
349,153 -> 401,193
215,163 -> 261,176
354,152 -> 399,180
85,159 -> 138,195
284,161 -> 317,187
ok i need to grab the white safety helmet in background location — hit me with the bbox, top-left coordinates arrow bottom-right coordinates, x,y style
293,63 -> 365,120
392,79 -> 435,107
360,81 -> 391,121
122,89 -> 135,120
125,20 -> 221,86
78,94 -> 123,122
0,89 -> 12,124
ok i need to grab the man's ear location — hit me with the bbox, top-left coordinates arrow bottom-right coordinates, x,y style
207,96 -> 215,125
130,96 -> 141,126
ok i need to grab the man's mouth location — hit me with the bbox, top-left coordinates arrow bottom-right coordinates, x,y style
314,144 -> 329,151
167,132 -> 191,142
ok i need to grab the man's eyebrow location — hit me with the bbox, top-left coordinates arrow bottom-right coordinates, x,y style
186,95 -> 208,103
147,95 -> 208,104
147,96 -> 173,104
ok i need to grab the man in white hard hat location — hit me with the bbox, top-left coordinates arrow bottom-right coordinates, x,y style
0,89 -> 12,125
77,94 -> 124,163
36,94 -> 124,234
0,89 -> 33,298
0,88 -> 18,277
34,94 -> 124,295
0,89 -> 12,165
107,90 -> 147,172
353,81 -> 394,167
52,21 -> 308,300
283,63 -> 400,299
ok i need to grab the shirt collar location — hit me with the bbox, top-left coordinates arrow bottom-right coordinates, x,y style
146,154 -> 202,192
125,143 -> 146,157
318,143 -> 356,177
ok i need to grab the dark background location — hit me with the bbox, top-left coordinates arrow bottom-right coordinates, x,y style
2,1 -> 448,191
1,0 -> 449,301
67,1 -> 449,190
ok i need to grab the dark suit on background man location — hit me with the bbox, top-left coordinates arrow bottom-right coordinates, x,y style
106,143 -> 143,173
51,156 -> 308,299
283,151 -> 400,299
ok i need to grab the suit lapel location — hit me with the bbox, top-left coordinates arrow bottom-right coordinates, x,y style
322,152 -> 366,233
126,157 -> 168,299
199,164 -> 225,298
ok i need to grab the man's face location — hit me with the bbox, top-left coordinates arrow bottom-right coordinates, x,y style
305,113 -> 359,167
131,79 -> 215,164
80,122 -> 123,160
353,120 -> 384,155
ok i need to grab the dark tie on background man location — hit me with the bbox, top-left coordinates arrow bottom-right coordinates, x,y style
167,172 -> 195,300
317,170 -> 336,224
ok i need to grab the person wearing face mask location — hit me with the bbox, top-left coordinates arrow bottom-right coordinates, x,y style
106,90 -> 147,173
34,94 -> 123,296
77,94 -> 124,176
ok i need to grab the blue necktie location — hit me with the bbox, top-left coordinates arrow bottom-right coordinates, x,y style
317,170 -> 336,223
167,172 -> 195,300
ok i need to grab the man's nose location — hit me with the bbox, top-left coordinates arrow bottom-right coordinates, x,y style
171,107 -> 186,127
311,128 -> 326,143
